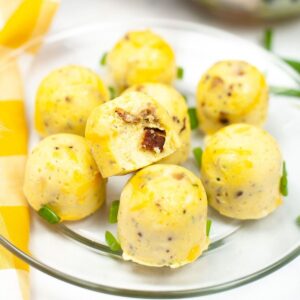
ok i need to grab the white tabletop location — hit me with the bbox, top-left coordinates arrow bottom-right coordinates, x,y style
31,0 -> 300,299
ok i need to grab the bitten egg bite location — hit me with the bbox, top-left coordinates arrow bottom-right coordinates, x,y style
35,65 -> 109,137
201,124 -> 283,220
123,83 -> 190,164
106,30 -> 176,90
85,91 -> 181,178
118,164 -> 209,268
23,134 -> 106,221
196,60 -> 268,134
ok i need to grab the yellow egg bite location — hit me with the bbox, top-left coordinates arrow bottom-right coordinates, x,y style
196,60 -> 268,134
23,134 -> 106,221
201,124 -> 283,220
85,91 -> 181,178
35,65 -> 109,137
123,83 -> 190,164
118,164 -> 209,268
107,30 -> 176,90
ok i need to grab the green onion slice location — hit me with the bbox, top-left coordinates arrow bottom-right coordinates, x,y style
109,200 -> 120,224
100,52 -> 107,66
38,205 -> 61,224
109,86 -> 116,99
193,147 -> 203,168
270,86 -> 300,98
188,107 -> 199,130
206,219 -> 212,237
177,66 -> 184,79
280,161 -> 288,196
263,28 -> 273,51
105,231 -> 122,252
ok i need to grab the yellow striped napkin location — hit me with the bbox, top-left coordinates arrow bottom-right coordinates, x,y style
0,1 -> 59,299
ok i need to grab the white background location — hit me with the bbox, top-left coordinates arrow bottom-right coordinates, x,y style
31,0 -> 300,299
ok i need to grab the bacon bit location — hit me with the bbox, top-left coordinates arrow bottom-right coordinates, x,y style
115,108 -> 140,123
141,127 -> 166,153
172,173 -> 185,180
219,111 -> 230,125
140,107 -> 159,123
179,117 -> 186,133
172,116 -> 180,124
210,76 -> 224,89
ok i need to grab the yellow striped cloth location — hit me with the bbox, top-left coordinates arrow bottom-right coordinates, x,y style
0,1 -> 59,299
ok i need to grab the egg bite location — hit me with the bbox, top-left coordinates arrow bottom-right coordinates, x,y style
118,164 -> 209,268
23,134 -> 106,221
35,65 -> 109,137
196,60 -> 268,134
123,83 -> 190,164
85,91 -> 181,178
106,30 -> 176,90
201,124 -> 283,220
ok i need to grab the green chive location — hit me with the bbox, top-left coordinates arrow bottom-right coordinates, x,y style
38,205 -> 60,224
188,107 -> 199,130
109,200 -> 120,224
263,28 -> 273,51
270,86 -> 300,98
296,216 -> 300,226
109,86 -> 116,99
280,161 -> 288,196
183,94 -> 188,102
100,52 -> 107,66
283,58 -> 300,74
177,66 -> 184,79
105,231 -> 121,252
206,219 -> 212,237
193,147 -> 203,168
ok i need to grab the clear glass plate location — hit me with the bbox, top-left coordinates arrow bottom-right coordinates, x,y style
1,20 -> 300,298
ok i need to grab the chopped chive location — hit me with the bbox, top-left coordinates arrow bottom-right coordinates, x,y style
177,66 -> 184,79
38,205 -> 60,224
105,231 -> 121,252
183,94 -> 188,102
296,216 -> 300,226
109,86 -> 116,99
280,161 -> 288,196
109,200 -> 120,224
188,107 -> 199,130
283,58 -> 300,74
270,86 -> 300,98
263,28 -> 273,51
193,147 -> 203,168
206,219 -> 212,237
100,52 -> 107,66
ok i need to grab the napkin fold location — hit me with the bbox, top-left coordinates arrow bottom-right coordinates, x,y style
0,1 -> 59,299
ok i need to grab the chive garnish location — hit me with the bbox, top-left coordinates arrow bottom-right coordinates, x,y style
270,86 -> 300,98
177,66 -> 184,79
183,94 -> 188,102
109,200 -> 120,224
188,107 -> 199,130
206,219 -> 212,237
105,231 -> 121,251
109,86 -> 116,99
263,28 -> 273,51
38,205 -> 60,224
296,216 -> 300,226
283,58 -> 300,74
193,147 -> 203,168
280,161 -> 288,196
100,52 -> 107,66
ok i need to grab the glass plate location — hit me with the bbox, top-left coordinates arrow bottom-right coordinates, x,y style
1,20 -> 300,298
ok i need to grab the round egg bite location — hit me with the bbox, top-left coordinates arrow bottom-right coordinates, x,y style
123,83 -> 191,164
35,65 -> 109,137
106,30 -> 176,90
118,164 -> 209,268
85,91 -> 181,178
196,60 -> 268,134
201,124 -> 283,220
23,134 -> 106,221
